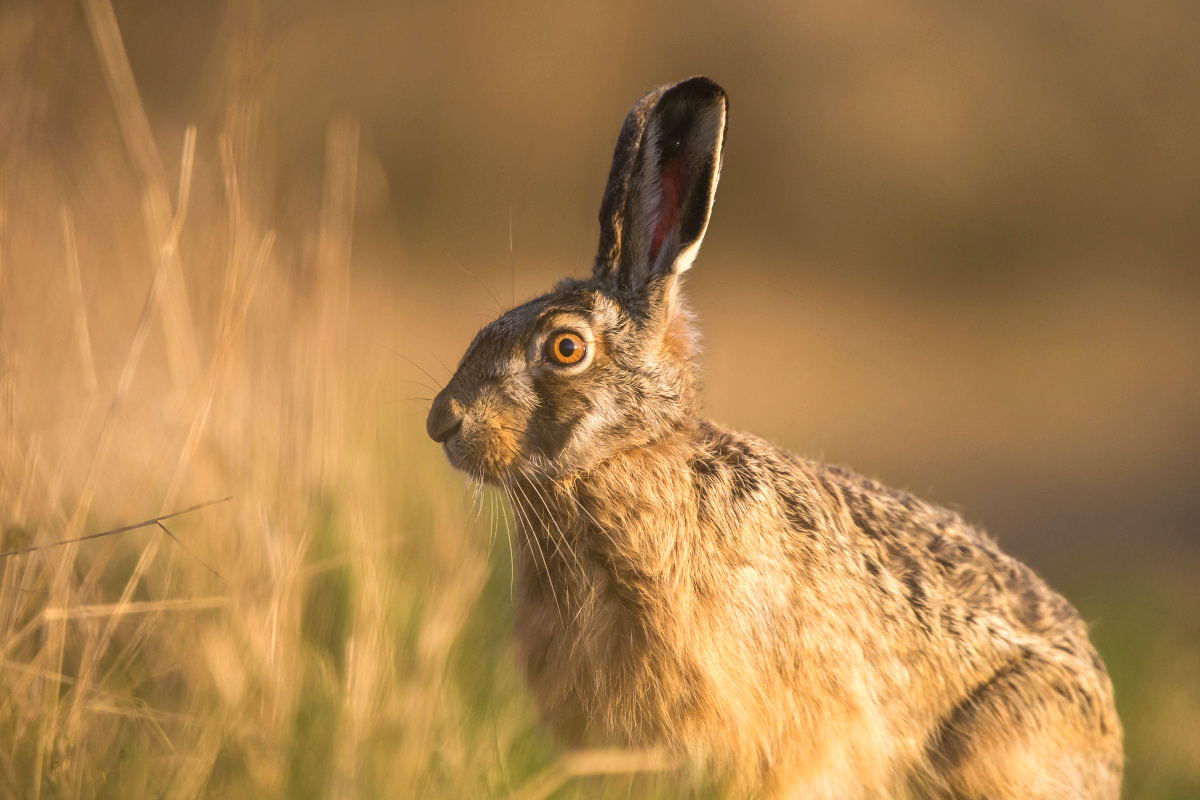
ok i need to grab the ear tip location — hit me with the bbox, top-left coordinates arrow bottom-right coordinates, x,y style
667,76 -> 728,110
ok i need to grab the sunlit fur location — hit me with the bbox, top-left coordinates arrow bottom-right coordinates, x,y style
429,78 -> 1122,799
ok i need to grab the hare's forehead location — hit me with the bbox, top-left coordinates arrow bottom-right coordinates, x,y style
468,289 -> 621,353
537,292 -> 622,333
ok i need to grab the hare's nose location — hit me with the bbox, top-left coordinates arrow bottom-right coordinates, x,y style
427,395 -> 464,443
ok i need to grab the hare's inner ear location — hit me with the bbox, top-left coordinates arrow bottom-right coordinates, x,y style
594,77 -> 727,296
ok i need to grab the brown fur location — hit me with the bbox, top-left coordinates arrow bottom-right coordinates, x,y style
427,78 -> 1122,798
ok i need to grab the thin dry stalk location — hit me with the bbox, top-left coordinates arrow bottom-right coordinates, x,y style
0,169 -> 13,482
327,503 -> 391,800
160,228 -> 272,507
0,167 -> 6,291
162,129 -> 273,511
60,207 -> 97,397
0,496 -> 232,559
80,0 -> 200,393
39,130 -> 197,785
48,207 -> 103,533
164,714 -> 225,800
41,596 -> 230,620
11,434 -> 41,524
222,0 -> 276,228
509,747 -> 682,800
57,125 -> 197,555
0,358 -> 13,505
317,119 -> 360,288
310,117 -> 359,481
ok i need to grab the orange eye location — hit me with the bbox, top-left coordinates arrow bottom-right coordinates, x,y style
547,331 -> 587,365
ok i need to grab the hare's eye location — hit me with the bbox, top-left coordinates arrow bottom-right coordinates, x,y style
547,331 -> 586,366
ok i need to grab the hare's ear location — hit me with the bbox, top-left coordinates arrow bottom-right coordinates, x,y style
593,77 -> 727,297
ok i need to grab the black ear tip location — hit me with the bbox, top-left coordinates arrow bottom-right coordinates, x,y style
666,76 -> 727,109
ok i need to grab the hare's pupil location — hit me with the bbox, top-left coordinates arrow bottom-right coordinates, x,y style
558,338 -> 576,358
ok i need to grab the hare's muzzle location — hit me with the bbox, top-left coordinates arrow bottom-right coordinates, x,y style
426,394 -> 464,443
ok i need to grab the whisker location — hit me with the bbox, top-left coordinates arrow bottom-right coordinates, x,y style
486,485 -> 498,558
471,473 -> 485,528
499,488 -> 516,601
386,348 -> 446,393
425,346 -> 455,379
386,378 -> 442,393
522,465 -> 588,590
508,478 -> 566,625
508,205 -> 515,307
520,471 -> 581,582
381,397 -> 434,407
495,425 -> 526,436
445,251 -> 505,314
521,467 -> 587,603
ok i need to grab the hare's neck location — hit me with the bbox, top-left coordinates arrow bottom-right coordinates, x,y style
507,441 -> 696,614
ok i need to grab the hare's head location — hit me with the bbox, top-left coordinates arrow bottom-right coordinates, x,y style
428,77 -> 727,483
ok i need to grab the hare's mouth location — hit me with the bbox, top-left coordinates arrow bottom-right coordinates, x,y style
440,423 -> 523,485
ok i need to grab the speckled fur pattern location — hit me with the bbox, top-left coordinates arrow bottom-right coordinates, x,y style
427,77 -> 1123,799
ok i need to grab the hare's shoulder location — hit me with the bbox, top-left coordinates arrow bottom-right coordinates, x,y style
688,420 -> 1089,645
807,447 -> 1092,649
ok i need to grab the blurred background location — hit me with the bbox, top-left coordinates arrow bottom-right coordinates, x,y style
1,0 -> 1197,797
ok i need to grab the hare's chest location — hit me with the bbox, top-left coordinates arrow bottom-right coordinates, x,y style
513,525 -> 666,658
512,526 -> 700,739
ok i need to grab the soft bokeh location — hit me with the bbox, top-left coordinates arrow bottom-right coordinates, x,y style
1,1 -> 1197,797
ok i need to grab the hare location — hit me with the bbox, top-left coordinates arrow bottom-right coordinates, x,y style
426,77 -> 1123,799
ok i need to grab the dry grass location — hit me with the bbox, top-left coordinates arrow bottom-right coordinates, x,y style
0,7 -> 693,798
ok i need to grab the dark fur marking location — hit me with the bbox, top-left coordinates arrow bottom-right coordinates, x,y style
1077,688 -> 1096,717
1016,588 -> 1043,629
689,453 -> 717,479
899,557 -> 934,635
934,555 -> 958,574
778,483 -> 818,534
690,434 -> 766,524
884,506 -> 910,534
816,475 -> 842,502
1055,596 -> 1082,625
861,553 -> 891,598
712,435 -> 754,471
846,495 -> 880,540
689,454 -> 718,524
711,435 -> 751,469
926,656 -> 1027,771
730,471 -> 760,504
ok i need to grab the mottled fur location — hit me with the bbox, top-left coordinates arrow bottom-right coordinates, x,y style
427,78 -> 1122,798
